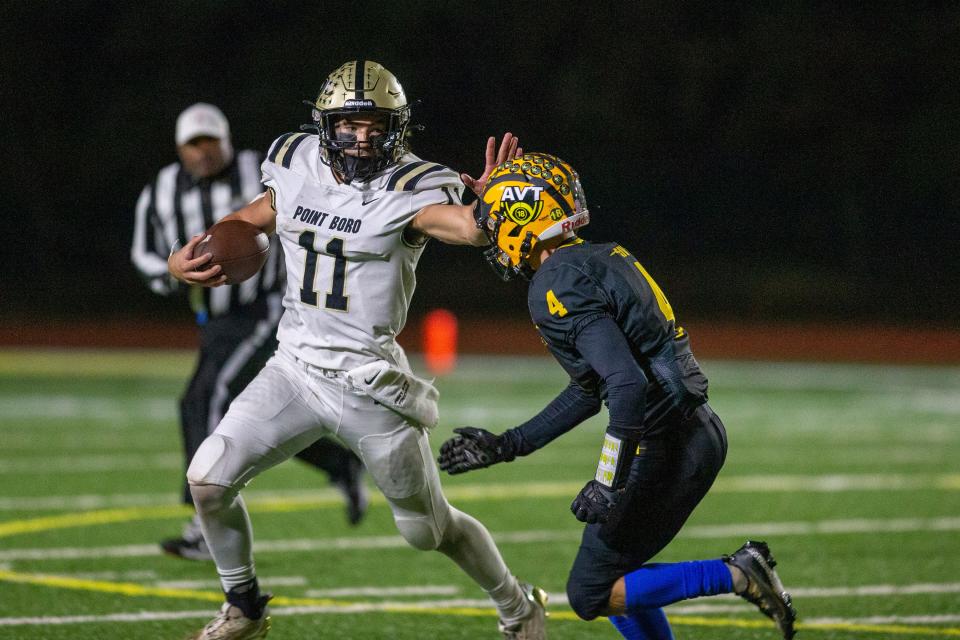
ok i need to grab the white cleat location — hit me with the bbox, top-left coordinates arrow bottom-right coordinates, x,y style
498,582 -> 548,639
189,598 -> 271,640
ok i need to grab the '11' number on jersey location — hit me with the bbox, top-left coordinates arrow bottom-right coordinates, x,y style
298,230 -> 348,311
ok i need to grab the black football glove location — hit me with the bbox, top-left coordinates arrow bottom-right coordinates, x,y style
438,427 -> 516,474
570,480 -> 622,524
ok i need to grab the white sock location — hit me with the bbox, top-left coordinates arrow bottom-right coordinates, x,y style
486,573 -> 531,625
437,507 -> 511,588
435,507 -> 530,622
219,564 -> 257,593
192,486 -> 255,591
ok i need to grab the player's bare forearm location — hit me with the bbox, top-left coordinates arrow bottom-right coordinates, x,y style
221,190 -> 278,235
410,203 -> 488,246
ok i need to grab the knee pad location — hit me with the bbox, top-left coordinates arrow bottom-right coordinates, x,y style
187,433 -> 259,489
395,515 -> 442,551
187,435 -> 230,485
358,426 -> 426,500
189,482 -> 235,517
566,576 -> 608,621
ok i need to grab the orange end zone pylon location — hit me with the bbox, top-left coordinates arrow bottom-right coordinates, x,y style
423,308 -> 458,375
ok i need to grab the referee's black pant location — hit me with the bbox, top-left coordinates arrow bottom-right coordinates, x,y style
178,311 -> 356,505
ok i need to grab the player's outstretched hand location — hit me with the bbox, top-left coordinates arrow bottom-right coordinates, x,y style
460,133 -> 522,197
168,233 -> 227,287
438,426 -> 515,474
570,480 -> 621,524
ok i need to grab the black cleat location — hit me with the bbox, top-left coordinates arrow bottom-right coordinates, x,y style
334,454 -> 369,526
160,535 -> 212,561
725,540 -> 797,639
161,516 -> 212,561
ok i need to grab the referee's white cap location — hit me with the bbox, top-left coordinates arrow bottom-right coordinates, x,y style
176,103 -> 230,145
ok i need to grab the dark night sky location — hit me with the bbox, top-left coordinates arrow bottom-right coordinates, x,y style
3,2 -> 958,327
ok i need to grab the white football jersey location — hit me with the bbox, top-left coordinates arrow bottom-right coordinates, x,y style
261,132 -> 463,371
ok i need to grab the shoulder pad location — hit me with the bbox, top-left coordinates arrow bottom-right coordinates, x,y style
384,160 -> 455,192
265,132 -> 311,169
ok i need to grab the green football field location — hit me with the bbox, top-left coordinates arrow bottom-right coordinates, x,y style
0,349 -> 958,640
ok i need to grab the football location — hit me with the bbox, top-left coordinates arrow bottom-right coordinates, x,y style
194,219 -> 269,284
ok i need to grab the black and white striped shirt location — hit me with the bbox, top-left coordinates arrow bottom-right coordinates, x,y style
131,150 -> 284,321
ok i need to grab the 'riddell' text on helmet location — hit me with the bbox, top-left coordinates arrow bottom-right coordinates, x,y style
477,153 -> 589,280
304,60 -> 411,184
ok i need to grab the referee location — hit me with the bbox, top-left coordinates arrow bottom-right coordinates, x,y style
131,103 -> 367,560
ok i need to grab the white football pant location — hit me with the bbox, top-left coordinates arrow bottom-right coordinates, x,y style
186,347 -> 527,618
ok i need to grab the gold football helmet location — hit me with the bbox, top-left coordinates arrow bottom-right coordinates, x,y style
477,153 -> 589,280
305,60 -> 411,183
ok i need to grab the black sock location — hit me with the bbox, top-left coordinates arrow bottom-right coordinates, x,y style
225,578 -> 266,620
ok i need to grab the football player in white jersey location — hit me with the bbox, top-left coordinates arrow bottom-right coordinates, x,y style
168,60 -> 547,640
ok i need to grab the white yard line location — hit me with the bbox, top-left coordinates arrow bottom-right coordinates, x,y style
0,610 -> 215,626
1,472 -> 957,510
0,544 -> 162,560
805,614 -> 960,625
155,576 -> 308,589
715,473 -> 960,492
0,453 -> 180,474
3,601 -> 960,627
2,516 -> 960,562
69,570 -> 158,581
702,361 -> 960,394
0,396 -> 173,422
0,488 -> 335,510
304,585 -> 462,597
792,582 -> 960,597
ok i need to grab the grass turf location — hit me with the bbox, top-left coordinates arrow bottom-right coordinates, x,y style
0,350 -> 957,639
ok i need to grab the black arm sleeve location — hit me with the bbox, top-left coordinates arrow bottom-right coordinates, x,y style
573,315 -> 648,438
501,380 -> 602,456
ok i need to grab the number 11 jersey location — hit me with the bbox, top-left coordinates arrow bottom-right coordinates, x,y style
261,132 -> 463,371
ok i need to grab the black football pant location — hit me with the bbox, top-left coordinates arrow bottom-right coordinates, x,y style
179,312 -> 357,505
566,403 -> 728,620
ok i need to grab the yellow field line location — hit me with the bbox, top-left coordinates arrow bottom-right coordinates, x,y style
0,569 -> 225,603
1,569 -> 959,636
0,505 -> 191,537
0,496 -> 351,538
0,485 -> 584,539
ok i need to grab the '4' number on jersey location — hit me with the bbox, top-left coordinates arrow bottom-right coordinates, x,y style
546,289 -> 568,317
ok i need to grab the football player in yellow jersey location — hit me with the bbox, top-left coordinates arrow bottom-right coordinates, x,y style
439,153 -> 797,640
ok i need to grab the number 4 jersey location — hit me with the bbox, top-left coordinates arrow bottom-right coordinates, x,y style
527,238 -> 709,434
261,132 -> 464,371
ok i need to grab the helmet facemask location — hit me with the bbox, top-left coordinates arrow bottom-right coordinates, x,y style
312,106 -> 410,184
476,153 -> 589,281
303,60 -> 411,184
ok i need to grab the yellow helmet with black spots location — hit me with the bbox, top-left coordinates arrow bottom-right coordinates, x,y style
476,152 -> 589,280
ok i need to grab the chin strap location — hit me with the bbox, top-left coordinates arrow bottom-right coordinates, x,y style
339,154 -> 376,184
